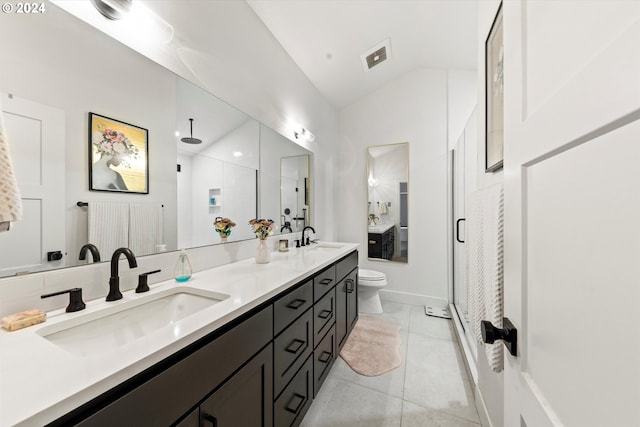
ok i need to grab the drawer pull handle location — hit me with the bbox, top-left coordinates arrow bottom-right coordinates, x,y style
203,413 -> 218,426
285,393 -> 306,414
319,278 -> 333,285
369,240 -> 377,244
285,338 -> 305,354
318,350 -> 332,364
318,309 -> 332,319
286,298 -> 306,309
345,279 -> 355,293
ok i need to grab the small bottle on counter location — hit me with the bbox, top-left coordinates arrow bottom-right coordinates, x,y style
173,249 -> 193,283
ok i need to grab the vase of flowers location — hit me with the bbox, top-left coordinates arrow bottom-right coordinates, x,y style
249,219 -> 274,263
214,217 -> 236,243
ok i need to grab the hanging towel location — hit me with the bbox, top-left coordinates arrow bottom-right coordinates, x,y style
0,97 -> 22,230
129,203 -> 163,256
379,201 -> 388,215
466,184 -> 504,372
88,202 -> 129,258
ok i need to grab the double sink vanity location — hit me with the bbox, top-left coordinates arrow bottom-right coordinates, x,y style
0,243 -> 359,427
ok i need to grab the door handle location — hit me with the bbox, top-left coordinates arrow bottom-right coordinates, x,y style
202,413 -> 217,426
456,218 -> 465,243
481,318 -> 517,356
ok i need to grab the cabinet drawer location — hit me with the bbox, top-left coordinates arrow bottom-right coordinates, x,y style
274,355 -> 313,427
274,308 -> 313,397
313,265 -> 336,302
314,326 -> 336,397
274,279 -> 313,336
335,250 -> 358,283
313,288 -> 335,348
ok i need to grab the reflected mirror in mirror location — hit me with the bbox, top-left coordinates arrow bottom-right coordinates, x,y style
367,143 -> 408,262
280,155 -> 310,233
260,125 -> 312,236
0,4 -> 310,279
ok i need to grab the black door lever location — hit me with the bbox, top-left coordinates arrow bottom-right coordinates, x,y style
481,317 -> 517,356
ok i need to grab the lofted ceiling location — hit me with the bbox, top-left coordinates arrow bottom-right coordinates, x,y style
247,0 -> 479,109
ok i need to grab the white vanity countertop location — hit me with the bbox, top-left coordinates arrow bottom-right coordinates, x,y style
0,242 -> 358,427
368,223 -> 394,233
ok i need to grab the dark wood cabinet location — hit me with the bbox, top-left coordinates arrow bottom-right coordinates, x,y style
368,227 -> 395,260
199,345 -> 273,427
274,355 -> 313,427
61,250 -> 359,427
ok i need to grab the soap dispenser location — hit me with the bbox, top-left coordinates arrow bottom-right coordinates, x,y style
173,249 -> 193,283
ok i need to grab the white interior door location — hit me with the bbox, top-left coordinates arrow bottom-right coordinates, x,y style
0,94 -> 65,276
502,2 -> 640,426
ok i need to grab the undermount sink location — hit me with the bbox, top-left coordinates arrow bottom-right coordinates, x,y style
37,287 -> 229,356
315,242 -> 344,249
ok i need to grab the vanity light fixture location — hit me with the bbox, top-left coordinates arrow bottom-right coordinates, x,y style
90,0 -> 132,20
294,127 -> 315,143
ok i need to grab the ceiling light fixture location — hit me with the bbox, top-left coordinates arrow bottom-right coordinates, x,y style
90,0 -> 132,20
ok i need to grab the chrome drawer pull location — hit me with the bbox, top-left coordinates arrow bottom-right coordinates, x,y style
318,309 -> 332,319
318,350 -> 332,364
286,299 -> 306,309
285,338 -> 305,354
285,393 -> 306,414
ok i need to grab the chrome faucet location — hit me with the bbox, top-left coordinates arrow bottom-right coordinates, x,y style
107,247 -> 137,301
301,226 -> 315,247
79,243 -> 101,263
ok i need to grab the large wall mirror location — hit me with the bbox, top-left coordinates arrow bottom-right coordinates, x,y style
0,4 -> 311,279
367,143 -> 408,262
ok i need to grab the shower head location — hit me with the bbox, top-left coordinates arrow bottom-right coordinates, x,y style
181,118 -> 202,144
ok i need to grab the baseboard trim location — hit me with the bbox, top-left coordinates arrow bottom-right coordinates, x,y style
378,290 -> 448,308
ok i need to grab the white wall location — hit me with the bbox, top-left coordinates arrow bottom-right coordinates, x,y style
0,5 -> 178,264
338,69 -> 449,306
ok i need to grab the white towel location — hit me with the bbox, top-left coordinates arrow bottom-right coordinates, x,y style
0,98 -> 22,229
466,184 -> 504,372
88,202 -> 129,258
379,201 -> 388,215
129,203 -> 163,256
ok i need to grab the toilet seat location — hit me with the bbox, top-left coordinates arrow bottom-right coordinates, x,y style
359,269 -> 386,281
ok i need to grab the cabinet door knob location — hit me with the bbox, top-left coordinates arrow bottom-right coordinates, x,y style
481,318 -> 517,356
318,350 -> 332,364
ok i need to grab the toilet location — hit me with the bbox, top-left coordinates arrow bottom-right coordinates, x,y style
357,268 -> 387,314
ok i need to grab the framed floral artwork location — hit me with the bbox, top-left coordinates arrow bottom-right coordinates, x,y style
88,113 -> 149,194
485,2 -> 504,173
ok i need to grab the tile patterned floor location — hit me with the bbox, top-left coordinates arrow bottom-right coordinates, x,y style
301,301 -> 481,427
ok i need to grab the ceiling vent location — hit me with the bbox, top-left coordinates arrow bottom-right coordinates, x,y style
360,38 -> 391,72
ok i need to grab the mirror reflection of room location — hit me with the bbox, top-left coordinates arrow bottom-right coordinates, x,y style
367,143 -> 408,262
280,155 -> 310,233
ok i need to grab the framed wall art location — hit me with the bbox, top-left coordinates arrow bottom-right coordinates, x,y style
485,2 -> 504,173
89,112 -> 149,194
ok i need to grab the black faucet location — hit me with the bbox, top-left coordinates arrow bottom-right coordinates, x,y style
107,247 -> 137,301
79,243 -> 101,263
300,226 -> 315,247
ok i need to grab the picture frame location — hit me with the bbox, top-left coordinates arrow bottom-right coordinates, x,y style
88,112 -> 149,194
485,2 -> 504,173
